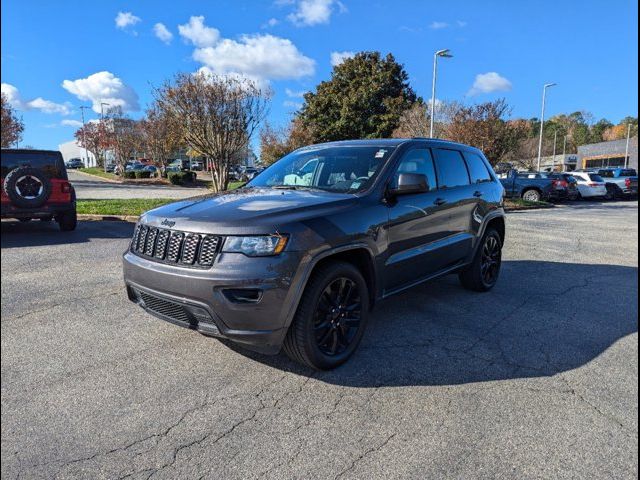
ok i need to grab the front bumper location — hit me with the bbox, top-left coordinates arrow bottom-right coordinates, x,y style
123,249 -> 305,354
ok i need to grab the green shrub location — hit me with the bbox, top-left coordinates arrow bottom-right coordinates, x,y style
134,170 -> 152,179
122,171 -> 136,179
167,171 -> 196,185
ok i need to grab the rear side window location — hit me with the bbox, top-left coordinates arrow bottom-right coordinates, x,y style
433,149 -> 470,189
597,170 -> 614,178
1,151 -> 66,179
395,148 -> 437,190
463,151 -> 492,184
588,174 -> 604,182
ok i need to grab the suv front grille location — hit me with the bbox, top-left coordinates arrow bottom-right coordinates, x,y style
130,224 -> 221,268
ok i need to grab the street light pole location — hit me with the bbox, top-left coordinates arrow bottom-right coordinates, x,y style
430,49 -> 453,138
79,106 -> 90,167
624,123 -> 632,168
536,83 -> 557,172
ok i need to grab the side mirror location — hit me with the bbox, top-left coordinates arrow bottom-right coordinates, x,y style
388,173 -> 429,196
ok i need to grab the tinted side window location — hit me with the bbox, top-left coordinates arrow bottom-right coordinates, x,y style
433,148 -> 470,188
463,151 -> 492,184
0,151 -> 66,179
395,148 -> 437,189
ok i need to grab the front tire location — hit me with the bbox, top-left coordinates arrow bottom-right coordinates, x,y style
283,261 -> 370,370
459,228 -> 503,292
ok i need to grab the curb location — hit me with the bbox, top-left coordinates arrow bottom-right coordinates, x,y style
78,214 -> 139,222
505,204 -> 555,212
75,170 -> 121,183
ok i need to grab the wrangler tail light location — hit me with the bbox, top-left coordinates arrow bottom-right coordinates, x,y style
61,181 -> 71,193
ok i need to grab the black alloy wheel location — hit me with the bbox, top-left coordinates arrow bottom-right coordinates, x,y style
313,277 -> 362,356
480,234 -> 502,286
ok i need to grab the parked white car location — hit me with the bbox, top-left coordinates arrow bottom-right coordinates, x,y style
570,172 -> 607,199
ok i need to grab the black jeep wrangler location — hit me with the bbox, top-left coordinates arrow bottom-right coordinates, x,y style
1,149 -> 77,231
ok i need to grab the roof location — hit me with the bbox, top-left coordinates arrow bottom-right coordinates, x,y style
303,138 -> 480,150
1,148 -> 61,155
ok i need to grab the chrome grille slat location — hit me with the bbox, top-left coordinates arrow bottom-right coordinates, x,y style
166,232 -> 184,262
144,228 -> 158,256
198,235 -> 219,266
154,230 -> 170,259
130,226 -> 221,268
181,234 -> 200,264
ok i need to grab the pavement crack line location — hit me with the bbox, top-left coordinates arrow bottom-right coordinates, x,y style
333,433 -> 398,480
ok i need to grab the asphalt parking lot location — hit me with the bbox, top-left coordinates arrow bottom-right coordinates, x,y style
1,201 -> 638,479
67,170 -> 210,200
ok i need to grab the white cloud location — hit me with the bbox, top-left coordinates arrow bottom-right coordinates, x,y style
193,34 -> 315,84
61,71 -> 140,113
153,23 -> 173,44
330,50 -> 354,66
285,88 -> 305,98
1,83 -> 72,115
429,21 -> 450,29
115,11 -> 141,30
178,16 -> 220,47
61,119 -> 83,128
287,0 -> 343,26
468,72 -> 513,96
456,20 -> 468,27
283,100 -> 303,109
262,18 -> 279,28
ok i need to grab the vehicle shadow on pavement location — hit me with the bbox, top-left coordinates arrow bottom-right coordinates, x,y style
0,220 -> 134,248
230,260 -> 638,387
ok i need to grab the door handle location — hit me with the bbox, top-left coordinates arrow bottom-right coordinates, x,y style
434,198 -> 447,206
473,191 -> 483,197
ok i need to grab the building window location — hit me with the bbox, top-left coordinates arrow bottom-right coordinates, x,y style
584,156 -> 627,169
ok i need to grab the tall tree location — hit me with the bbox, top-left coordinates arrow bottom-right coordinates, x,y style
1,93 -> 24,147
105,106 -> 142,173
442,99 -> 526,165
154,72 -> 269,191
74,121 -> 110,167
298,52 -> 418,141
260,117 -> 316,166
140,104 -> 181,174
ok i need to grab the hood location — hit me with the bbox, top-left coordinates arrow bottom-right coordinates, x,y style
141,187 -> 359,234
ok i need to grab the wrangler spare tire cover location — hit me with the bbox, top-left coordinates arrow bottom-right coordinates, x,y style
3,166 -> 52,209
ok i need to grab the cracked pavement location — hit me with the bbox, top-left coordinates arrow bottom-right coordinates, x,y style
1,201 -> 638,479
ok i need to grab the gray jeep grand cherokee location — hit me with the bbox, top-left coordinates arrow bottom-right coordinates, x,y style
123,139 -> 506,369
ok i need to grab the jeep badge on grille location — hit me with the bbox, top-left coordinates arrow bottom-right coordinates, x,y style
161,219 -> 176,228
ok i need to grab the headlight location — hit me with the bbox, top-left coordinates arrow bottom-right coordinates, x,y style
223,235 -> 288,257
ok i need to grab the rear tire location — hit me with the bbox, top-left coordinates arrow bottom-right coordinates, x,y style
283,261 -> 370,370
57,209 -> 77,231
522,189 -> 541,202
459,228 -> 503,292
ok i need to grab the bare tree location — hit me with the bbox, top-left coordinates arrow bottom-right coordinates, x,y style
154,72 -> 270,191
140,104 -> 181,175
260,117 -> 315,166
105,106 -> 142,173
74,121 -> 110,167
1,93 -> 24,147
392,103 -> 429,138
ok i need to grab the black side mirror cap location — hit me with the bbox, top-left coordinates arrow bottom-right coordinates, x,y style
388,173 -> 429,196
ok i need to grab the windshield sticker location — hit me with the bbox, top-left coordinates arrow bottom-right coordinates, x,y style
375,149 -> 387,159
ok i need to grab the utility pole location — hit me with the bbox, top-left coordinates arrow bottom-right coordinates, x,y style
551,129 -> 558,171
79,106 -> 90,167
100,102 -> 110,172
624,123 -> 632,168
537,83 -> 557,172
429,49 -> 453,138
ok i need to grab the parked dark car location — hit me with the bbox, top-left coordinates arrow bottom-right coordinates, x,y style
123,139 -> 506,369
1,149 -> 77,230
499,170 -> 566,202
65,158 -> 85,169
547,173 -> 580,200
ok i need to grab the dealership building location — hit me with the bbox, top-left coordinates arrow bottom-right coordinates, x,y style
577,136 -> 638,170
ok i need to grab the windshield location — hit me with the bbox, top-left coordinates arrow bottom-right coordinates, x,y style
588,174 -> 605,182
247,145 -> 395,193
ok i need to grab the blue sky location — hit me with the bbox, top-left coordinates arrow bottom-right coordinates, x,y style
1,0 -> 638,151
